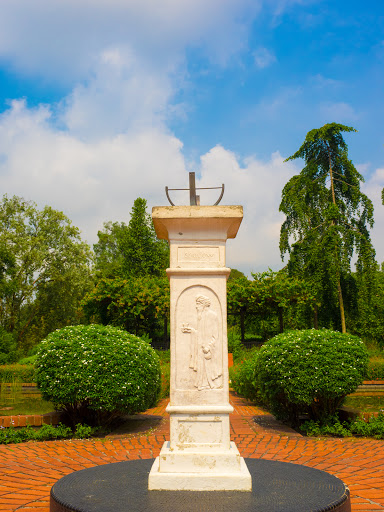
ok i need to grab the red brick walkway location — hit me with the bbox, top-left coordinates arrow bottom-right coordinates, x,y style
0,393 -> 383,512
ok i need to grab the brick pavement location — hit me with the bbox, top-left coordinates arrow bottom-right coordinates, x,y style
0,392 -> 383,512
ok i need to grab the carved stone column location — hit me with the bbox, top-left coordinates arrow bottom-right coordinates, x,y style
148,206 -> 251,491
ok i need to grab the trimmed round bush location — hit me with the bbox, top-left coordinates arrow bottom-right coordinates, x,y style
35,324 -> 161,426
255,329 -> 368,425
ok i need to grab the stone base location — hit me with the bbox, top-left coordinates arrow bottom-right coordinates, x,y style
148,441 -> 251,490
50,458 -> 351,512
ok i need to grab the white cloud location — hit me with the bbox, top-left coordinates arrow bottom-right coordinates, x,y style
253,47 -> 276,69
60,47 -> 176,140
196,145 -> 297,273
0,0 -> 259,85
0,99 -> 186,245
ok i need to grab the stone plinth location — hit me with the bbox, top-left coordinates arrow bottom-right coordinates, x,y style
148,206 -> 251,491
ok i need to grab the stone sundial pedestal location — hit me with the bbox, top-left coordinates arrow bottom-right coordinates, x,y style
148,205 -> 252,491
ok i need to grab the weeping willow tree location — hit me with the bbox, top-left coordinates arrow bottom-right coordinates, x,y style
279,123 -> 376,333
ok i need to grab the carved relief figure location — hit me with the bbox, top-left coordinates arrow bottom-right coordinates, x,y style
181,295 -> 222,390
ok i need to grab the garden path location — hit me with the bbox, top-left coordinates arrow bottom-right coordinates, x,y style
0,392 -> 382,512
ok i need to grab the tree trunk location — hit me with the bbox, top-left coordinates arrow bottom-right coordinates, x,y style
327,143 -> 346,333
314,305 -> 318,329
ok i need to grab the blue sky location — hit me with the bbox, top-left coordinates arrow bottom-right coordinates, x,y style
0,0 -> 383,275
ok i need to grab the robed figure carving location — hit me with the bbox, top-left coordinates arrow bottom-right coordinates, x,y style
181,295 -> 222,391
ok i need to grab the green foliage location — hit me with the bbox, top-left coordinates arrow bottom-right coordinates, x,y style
17,354 -> 37,365
366,360 -> 384,380
228,268 -> 246,281
0,195 -> 93,352
0,422 -> 94,445
0,327 -> 18,364
280,123 -> 376,333
159,361 -> 170,399
301,412 -> 384,439
35,324 -> 161,426
0,364 -> 35,383
350,265 -> 384,347
230,347 -> 263,404
227,327 -> 245,362
227,270 -> 315,341
254,329 -> 368,425
300,416 -> 351,437
94,198 -> 169,279
81,276 -> 169,338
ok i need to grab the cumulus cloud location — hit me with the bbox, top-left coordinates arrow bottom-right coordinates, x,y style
0,99 -> 187,244
0,0 -> 259,84
60,47 -> 176,140
196,145 -> 297,273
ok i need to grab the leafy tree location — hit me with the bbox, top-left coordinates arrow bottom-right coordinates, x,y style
227,274 -> 255,342
280,123 -> 376,333
227,270 -> 315,341
350,263 -> 384,347
251,269 -> 316,334
94,198 -> 169,279
81,276 -> 170,341
228,268 -> 246,281
0,195 -> 92,351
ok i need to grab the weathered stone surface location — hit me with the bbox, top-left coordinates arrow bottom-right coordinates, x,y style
148,205 -> 251,491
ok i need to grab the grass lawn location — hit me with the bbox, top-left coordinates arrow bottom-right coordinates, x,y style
0,396 -> 55,416
0,382 -> 55,416
344,395 -> 384,413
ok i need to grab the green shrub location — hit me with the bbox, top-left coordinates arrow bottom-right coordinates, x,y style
227,328 -> 245,362
0,364 -> 36,383
160,361 -> 170,399
17,354 -> 38,365
230,347 -> 263,403
0,328 -> 18,364
301,412 -> 384,439
0,422 -> 94,445
154,350 -> 170,399
349,413 -> 384,439
366,360 -> 384,380
255,329 -> 368,426
35,324 -> 161,426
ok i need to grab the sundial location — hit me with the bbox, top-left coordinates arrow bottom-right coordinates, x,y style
165,172 -> 224,206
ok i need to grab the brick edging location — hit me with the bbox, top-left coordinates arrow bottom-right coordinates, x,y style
0,411 -> 61,428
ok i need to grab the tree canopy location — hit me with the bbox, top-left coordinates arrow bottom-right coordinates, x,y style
94,197 -> 169,279
0,195 -> 92,352
280,123 -> 376,332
